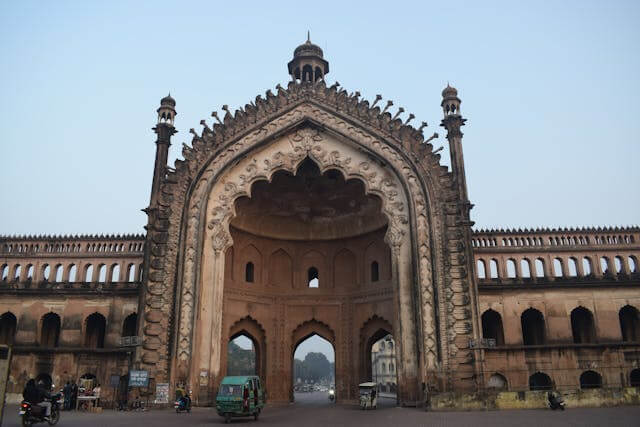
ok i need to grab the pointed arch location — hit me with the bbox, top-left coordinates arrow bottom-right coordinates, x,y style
359,315 -> 394,385
84,312 -> 106,348
0,312 -> 17,345
228,316 -> 267,379
239,244 -> 262,285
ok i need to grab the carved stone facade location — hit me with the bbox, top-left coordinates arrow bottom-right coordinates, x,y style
2,40 -> 638,408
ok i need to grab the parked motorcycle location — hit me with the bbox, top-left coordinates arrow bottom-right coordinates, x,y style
547,391 -> 566,410
328,389 -> 335,401
19,393 -> 62,426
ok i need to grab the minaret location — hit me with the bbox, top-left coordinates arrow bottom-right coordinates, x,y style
440,84 -> 472,219
150,94 -> 177,206
287,33 -> 329,82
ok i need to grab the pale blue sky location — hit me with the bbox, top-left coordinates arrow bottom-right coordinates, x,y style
1,0 -> 639,236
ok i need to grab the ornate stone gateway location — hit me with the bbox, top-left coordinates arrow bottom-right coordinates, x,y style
138,39 -> 481,406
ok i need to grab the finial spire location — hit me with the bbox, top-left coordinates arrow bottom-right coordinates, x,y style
307,30 -> 310,43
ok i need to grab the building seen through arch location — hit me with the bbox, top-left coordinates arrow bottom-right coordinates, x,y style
1,37 -> 639,409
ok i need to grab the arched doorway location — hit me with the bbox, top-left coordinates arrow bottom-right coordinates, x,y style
225,317 -> 265,377
292,334 -> 335,404
360,316 -> 397,404
290,320 -> 336,403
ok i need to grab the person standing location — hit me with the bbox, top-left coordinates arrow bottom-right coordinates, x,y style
70,381 -> 78,410
93,383 -> 101,407
63,382 -> 71,410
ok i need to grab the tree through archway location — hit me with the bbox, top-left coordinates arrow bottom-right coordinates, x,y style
292,333 -> 335,404
227,334 -> 257,376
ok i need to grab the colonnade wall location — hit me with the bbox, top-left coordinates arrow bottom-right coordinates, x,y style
0,235 -> 143,404
471,227 -> 640,392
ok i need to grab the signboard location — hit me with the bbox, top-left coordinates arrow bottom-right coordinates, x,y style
0,345 -> 12,427
154,383 -> 170,404
128,370 -> 149,387
109,375 -> 120,388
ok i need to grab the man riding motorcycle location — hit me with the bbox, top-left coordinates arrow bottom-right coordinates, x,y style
23,380 -> 52,419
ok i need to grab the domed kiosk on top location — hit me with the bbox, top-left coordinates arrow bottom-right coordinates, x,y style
288,33 -> 329,82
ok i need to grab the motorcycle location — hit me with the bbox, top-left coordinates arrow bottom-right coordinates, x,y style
328,389 -> 335,401
547,391 -> 566,410
174,396 -> 191,413
19,393 -> 62,426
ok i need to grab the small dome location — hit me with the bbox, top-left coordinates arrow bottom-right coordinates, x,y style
160,93 -> 176,107
293,36 -> 323,59
441,84 -> 458,98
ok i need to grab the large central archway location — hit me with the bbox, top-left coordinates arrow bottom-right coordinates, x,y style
183,125 -> 425,404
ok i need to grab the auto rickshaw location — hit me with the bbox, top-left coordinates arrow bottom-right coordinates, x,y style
216,375 -> 265,424
358,382 -> 377,410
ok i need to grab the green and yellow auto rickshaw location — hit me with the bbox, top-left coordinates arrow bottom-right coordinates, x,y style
216,375 -> 265,424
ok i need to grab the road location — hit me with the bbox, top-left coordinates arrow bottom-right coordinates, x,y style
3,392 -> 640,426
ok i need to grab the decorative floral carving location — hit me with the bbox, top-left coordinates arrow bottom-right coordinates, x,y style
143,81 -> 476,389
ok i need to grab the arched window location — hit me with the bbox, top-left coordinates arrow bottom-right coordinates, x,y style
98,265 -> 107,283
371,261 -> 380,282
529,372 -> 552,391
630,369 -> 640,387
583,257 -> 592,276
568,257 -> 578,277
571,306 -> 596,343
13,265 -> 22,281
487,373 -> 508,390
0,312 -> 17,345
476,260 -> 486,279
521,308 -> 545,345
580,370 -> 602,389
389,363 -> 394,373
615,256 -> 624,273
308,267 -> 319,288
85,264 -> 94,282
127,264 -> 136,282
489,259 -> 499,279
122,313 -> 137,337
553,258 -> 563,277
85,313 -> 106,348
1,264 -> 8,281
619,305 -> 640,342
26,264 -> 34,280
42,264 -> 50,281
245,262 -> 255,283
520,259 -> 531,278
381,362 -> 386,373
535,258 -> 545,278
68,264 -> 77,282
41,313 -> 61,347
481,309 -> 505,346
54,264 -> 63,282
629,256 -> 638,273
600,257 -> 610,275
111,264 -> 120,283
506,259 -> 517,278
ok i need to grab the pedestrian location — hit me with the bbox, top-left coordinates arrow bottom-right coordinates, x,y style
93,383 -> 101,407
63,382 -> 71,410
70,381 -> 78,410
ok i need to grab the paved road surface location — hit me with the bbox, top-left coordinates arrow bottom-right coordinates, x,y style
3,392 -> 640,426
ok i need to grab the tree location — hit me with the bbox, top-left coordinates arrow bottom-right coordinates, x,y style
227,340 -> 256,375
303,352 -> 331,382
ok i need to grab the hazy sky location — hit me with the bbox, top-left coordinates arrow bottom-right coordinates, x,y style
1,1 -> 638,235
234,334 -> 335,363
